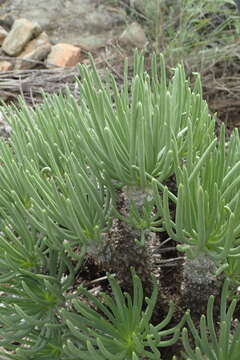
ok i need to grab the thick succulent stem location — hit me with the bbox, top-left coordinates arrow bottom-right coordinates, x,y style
181,254 -> 222,316
90,186 -> 161,296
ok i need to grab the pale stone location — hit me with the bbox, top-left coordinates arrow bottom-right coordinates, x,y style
46,43 -> 81,68
15,32 -> 51,70
2,18 -> 41,56
0,1 -> 125,49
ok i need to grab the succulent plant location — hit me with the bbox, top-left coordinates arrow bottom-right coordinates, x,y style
61,268 -> 186,360
0,51 -> 237,359
159,125 -> 240,313
182,279 -> 240,360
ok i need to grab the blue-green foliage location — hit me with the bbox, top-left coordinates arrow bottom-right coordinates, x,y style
61,269 -> 185,360
0,51 -> 238,358
159,125 -> 240,277
182,279 -> 240,360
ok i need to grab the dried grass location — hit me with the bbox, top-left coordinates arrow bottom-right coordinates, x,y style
0,66 -> 80,104
197,45 -> 240,125
0,46 -> 128,105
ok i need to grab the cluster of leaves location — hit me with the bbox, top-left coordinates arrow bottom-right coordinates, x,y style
160,124 -> 240,275
0,51 -> 239,359
182,279 -> 240,360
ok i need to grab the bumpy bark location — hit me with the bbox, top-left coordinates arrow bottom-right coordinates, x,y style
92,188 -> 161,296
181,254 -> 222,316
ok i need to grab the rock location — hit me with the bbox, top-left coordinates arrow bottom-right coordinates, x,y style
0,61 -> 13,71
2,18 -> 41,56
0,1 -> 126,50
0,25 -> 7,45
119,22 -> 147,48
46,43 -> 81,68
15,32 -> 51,70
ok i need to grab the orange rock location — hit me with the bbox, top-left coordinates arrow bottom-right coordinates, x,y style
46,43 -> 81,68
0,61 -> 13,72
